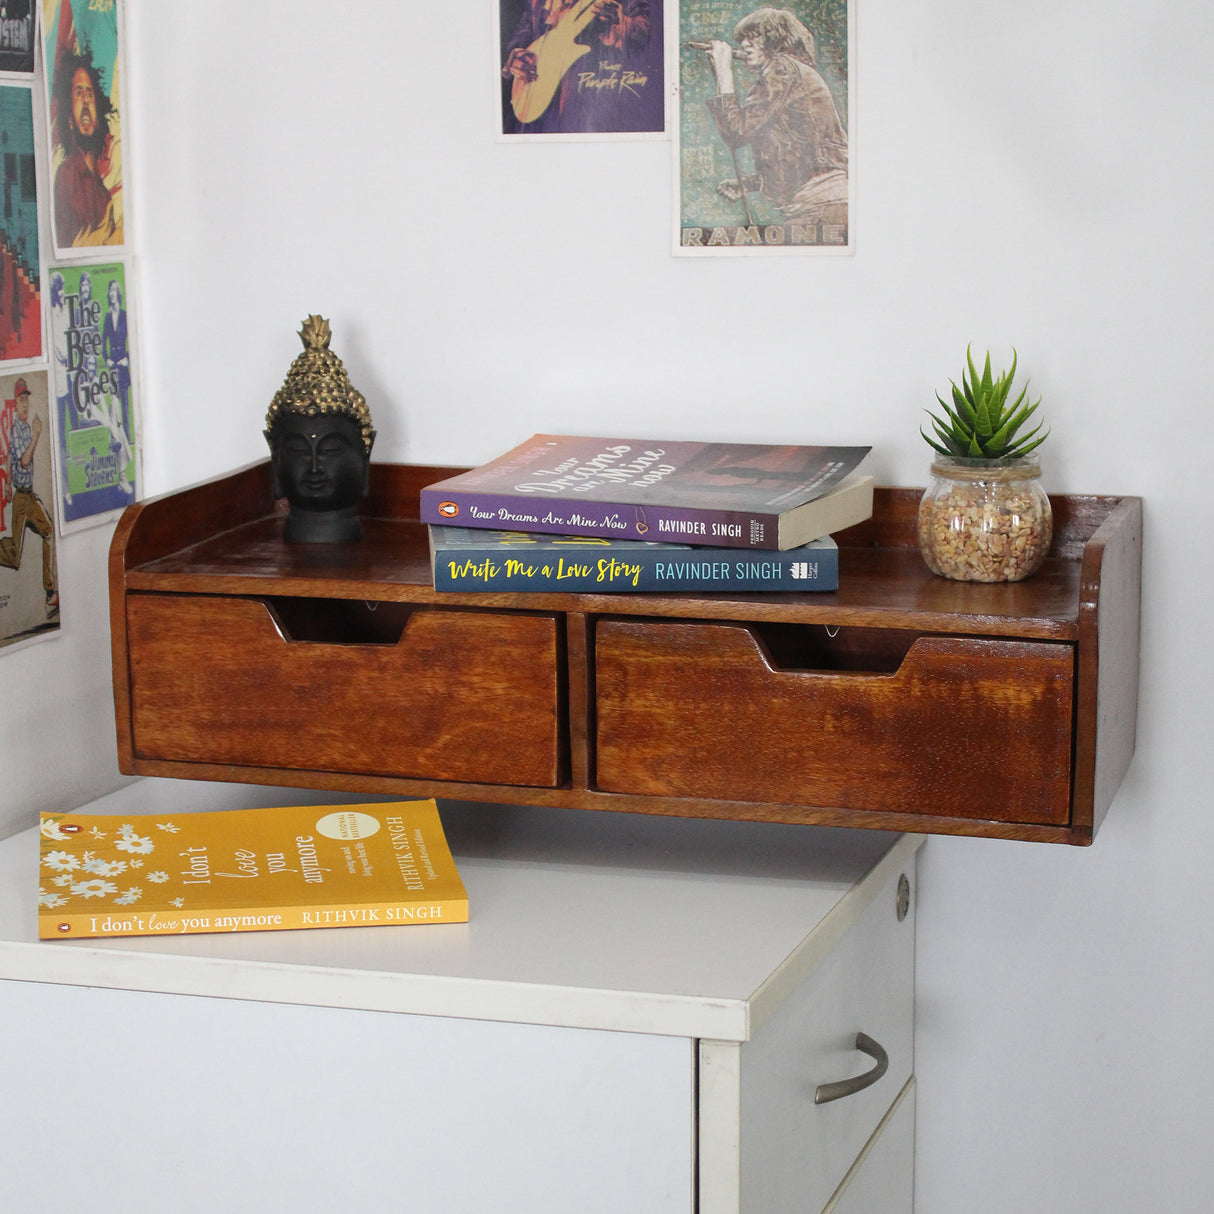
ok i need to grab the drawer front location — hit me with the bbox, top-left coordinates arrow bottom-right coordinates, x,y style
822,1078 -> 915,1214
127,594 -> 563,786
698,852 -> 916,1214
3,980 -> 695,1213
743,854 -> 914,1213
595,619 -> 1074,824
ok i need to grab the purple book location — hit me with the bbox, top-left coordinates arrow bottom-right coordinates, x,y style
419,435 -> 873,551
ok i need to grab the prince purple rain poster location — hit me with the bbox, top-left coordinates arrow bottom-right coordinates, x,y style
498,0 -> 665,138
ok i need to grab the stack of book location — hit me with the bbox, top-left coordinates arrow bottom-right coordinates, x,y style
420,434 -> 873,594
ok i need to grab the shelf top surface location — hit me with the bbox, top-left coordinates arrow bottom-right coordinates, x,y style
1,779 -> 920,1040
126,513 -> 1087,639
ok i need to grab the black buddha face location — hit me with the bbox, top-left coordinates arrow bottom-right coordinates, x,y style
266,412 -> 371,541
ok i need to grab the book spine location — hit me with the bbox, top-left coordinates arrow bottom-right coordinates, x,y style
420,488 -> 783,550
432,546 -> 838,593
39,898 -> 470,939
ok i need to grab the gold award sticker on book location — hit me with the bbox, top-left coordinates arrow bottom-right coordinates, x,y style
38,799 -> 468,939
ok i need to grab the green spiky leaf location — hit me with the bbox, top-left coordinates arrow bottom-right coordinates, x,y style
922,345 -> 1049,460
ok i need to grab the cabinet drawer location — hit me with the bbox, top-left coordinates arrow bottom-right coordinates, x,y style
823,1078 -> 915,1214
126,594 -> 563,786
699,850 -> 916,1213
596,619 -> 1073,824
2,980 -> 695,1213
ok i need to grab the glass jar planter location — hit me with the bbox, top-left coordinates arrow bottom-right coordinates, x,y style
917,455 -> 1052,582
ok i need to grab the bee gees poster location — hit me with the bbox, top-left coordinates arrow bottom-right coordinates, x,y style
497,0 -> 665,138
674,0 -> 852,254
48,260 -> 137,530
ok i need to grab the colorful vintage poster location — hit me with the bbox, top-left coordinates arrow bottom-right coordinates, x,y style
40,0 -> 124,253
48,260 -> 136,529
0,369 -> 60,650
498,0 -> 664,138
674,0 -> 852,254
0,84 -> 40,361
0,2 -> 35,75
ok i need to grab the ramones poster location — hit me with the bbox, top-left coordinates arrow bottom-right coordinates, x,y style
675,0 -> 852,254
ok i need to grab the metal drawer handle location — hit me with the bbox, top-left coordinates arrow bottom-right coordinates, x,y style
814,1032 -> 889,1105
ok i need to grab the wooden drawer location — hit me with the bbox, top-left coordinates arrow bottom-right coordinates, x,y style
109,470 -> 1140,842
126,593 -> 563,786
595,618 -> 1074,825
699,847 -> 916,1213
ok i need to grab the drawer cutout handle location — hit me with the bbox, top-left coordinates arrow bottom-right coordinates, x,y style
814,1032 -> 889,1105
268,597 -> 412,646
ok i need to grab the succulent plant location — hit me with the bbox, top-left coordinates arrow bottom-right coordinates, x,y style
922,346 -> 1047,460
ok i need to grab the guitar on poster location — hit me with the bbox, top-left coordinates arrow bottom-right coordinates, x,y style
499,0 -> 663,136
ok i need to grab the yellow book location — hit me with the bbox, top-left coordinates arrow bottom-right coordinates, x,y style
38,799 -> 468,939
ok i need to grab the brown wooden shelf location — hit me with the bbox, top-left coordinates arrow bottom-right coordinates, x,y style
109,460 -> 1142,845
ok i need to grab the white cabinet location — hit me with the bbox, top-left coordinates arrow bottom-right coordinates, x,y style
0,979 -> 695,1212
701,849 -> 916,1213
0,780 -> 921,1213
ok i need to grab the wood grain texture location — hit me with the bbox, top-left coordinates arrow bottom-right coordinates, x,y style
116,461 -> 277,571
564,612 -> 592,791
1074,496 -> 1144,839
594,621 -> 1074,824
126,594 -> 562,788
836,487 -> 1121,560
105,758 -> 1085,844
107,464 -> 1144,845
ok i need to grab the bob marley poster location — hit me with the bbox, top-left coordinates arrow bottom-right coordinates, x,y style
40,0 -> 124,254
675,0 -> 852,254
0,369 -> 60,651
498,0 -> 665,138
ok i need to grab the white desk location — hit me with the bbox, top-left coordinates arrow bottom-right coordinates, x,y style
0,779 -> 921,1213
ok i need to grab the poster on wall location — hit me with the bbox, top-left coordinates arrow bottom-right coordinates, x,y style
673,0 -> 852,255
0,83 -> 41,362
0,2 -> 35,76
48,260 -> 136,531
497,0 -> 665,138
0,369 -> 60,651
40,0 -> 125,254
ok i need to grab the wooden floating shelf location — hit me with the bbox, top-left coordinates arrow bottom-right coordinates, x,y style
109,461 -> 1142,845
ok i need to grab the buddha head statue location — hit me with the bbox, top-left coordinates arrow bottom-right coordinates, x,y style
265,315 -> 376,543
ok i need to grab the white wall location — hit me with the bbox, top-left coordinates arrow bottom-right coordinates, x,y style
4,1 -> 1212,1209
0,521 -> 121,827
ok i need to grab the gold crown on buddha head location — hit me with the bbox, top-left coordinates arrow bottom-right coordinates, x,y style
265,315 -> 375,453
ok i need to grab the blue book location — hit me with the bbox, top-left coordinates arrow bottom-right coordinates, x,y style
429,527 -> 838,593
